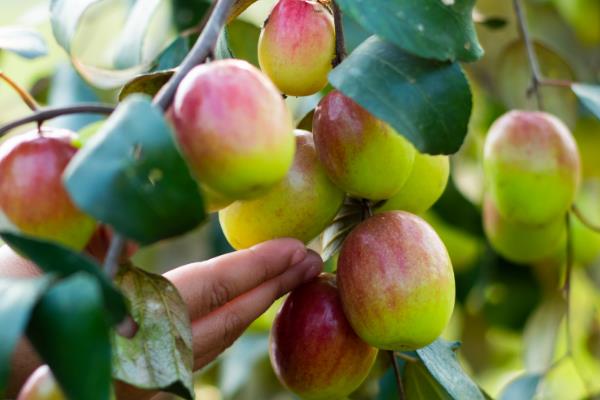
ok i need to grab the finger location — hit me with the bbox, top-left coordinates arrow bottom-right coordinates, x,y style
165,238 -> 308,320
192,250 -> 323,368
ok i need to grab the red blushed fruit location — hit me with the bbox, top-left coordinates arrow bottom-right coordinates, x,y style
337,211 -> 455,351
17,365 -> 65,400
172,59 -> 295,201
270,273 -> 378,400
84,224 -> 139,263
0,129 -> 96,250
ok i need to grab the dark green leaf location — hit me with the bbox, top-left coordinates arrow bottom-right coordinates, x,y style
172,0 -> 211,31
49,0 -> 102,52
113,264 -> 194,399
215,28 -> 235,60
336,0 -> 483,62
27,273 -> 112,400
523,295 -> 566,373
0,276 -> 54,397
153,36 -> 190,71
0,232 -> 127,324
476,16 -> 508,30
498,373 -> 542,400
572,83 -> 600,120
417,339 -> 485,400
330,36 -> 472,154
64,94 -> 206,245
0,26 -> 48,59
432,176 -> 483,237
321,198 -> 362,261
403,361 -> 453,400
119,70 -> 174,101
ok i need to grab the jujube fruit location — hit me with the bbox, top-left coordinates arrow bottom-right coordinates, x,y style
378,152 -> 450,214
219,130 -> 344,249
483,110 -> 580,225
172,59 -> 295,200
0,129 -> 96,249
313,90 -> 415,200
258,0 -> 335,96
337,211 -> 455,350
17,365 -> 65,400
269,273 -> 378,400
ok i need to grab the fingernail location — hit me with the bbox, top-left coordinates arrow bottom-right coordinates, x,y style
301,250 -> 323,281
291,247 -> 308,266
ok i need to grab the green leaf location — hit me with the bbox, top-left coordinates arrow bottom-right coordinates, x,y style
403,361 -> 453,400
172,0 -> 212,31
64,94 -> 206,245
336,0 -> 483,62
119,70 -> 174,101
0,232 -> 128,324
0,276 -> 54,397
523,295 -> 567,373
329,36 -> 472,154
0,26 -> 48,59
49,0 -> 102,52
219,334 -> 269,397
321,198 -> 361,261
498,373 -> 542,400
113,263 -> 194,399
432,176 -> 483,237
27,273 -> 112,400
572,83 -> 600,120
153,36 -> 190,71
215,20 -> 260,66
416,339 -> 485,400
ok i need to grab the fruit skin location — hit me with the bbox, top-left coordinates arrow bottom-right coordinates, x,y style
17,365 -> 65,400
258,0 -> 335,96
483,110 -> 580,226
483,196 -> 565,264
270,273 -> 378,400
219,130 -> 344,249
172,59 -> 295,200
337,211 -> 455,351
0,129 -> 96,250
84,224 -> 138,263
378,153 -> 450,214
313,90 -> 415,200
572,182 -> 600,266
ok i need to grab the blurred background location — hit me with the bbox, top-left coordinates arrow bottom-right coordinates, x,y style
1,0 -> 600,398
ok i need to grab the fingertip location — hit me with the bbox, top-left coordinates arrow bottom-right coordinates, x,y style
298,249 -> 324,282
250,238 -> 307,265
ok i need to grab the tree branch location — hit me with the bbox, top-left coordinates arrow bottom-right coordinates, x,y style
0,104 -> 115,137
0,71 -> 39,112
332,1 -> 347,67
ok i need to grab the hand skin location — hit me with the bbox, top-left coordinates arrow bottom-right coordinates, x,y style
1,238 -> 323,399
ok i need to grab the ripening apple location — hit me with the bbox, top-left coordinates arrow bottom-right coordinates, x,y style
337,211 -> 455,350
17,365 -> 65,400
270,273 -> 378,400
219,130 -> 344,249
0,129 -> 96,249
571,182 -> 600,266
378,152 -> 450,214
313,90 -> 416,200
172,59 -> 295,200
258,0 -> 335,96
84,224 -> 138,263
483,196 -> 565,264
483,110 -> 580,226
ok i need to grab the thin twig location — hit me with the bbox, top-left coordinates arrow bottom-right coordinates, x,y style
103,234 -> 125,280
0,71 -> 39,112
512,0 -> 544,110
396,352 -> 419,363
388,351 -> 406,400
0,104 -> 115,137
332,1 -> 347,67
153,0 -> 236,111
572,204 -> 600,233
563,212 -> 573,355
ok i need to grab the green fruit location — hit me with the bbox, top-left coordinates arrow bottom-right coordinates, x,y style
484,110 -> 580,225
172,59 -> 295,200
219,130 -> 344,249
258,0 -> 335,96
17,366 -> 65,400
378,153 -> 450,214
313,90 -> 416,200
483,196 -> 565,264
337,211 -> 455,350
572,181 -> 600,266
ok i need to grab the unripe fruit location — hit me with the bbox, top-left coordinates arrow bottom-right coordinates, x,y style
258,0 -> 335,96
270,273 -> 378,400
483,196 -> 565,264
484,110 -> 580,225
172,59 -> 295,200
337,211 -> 455,350
17,365 -> 65,400
0,129 -> 95,249
378,153 -> 450,214
219,130 -> 344,249
313,90 -> 416,200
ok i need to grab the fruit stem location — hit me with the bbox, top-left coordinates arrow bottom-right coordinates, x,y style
571,204 -> 600,234
332,1 -> 347,67
388,351 -> 406,400
153,0 -> 237,111
0,71 -> 40,112
360,199 -> 373,220
103,233 -> 126,280
0,104 -> 115,137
